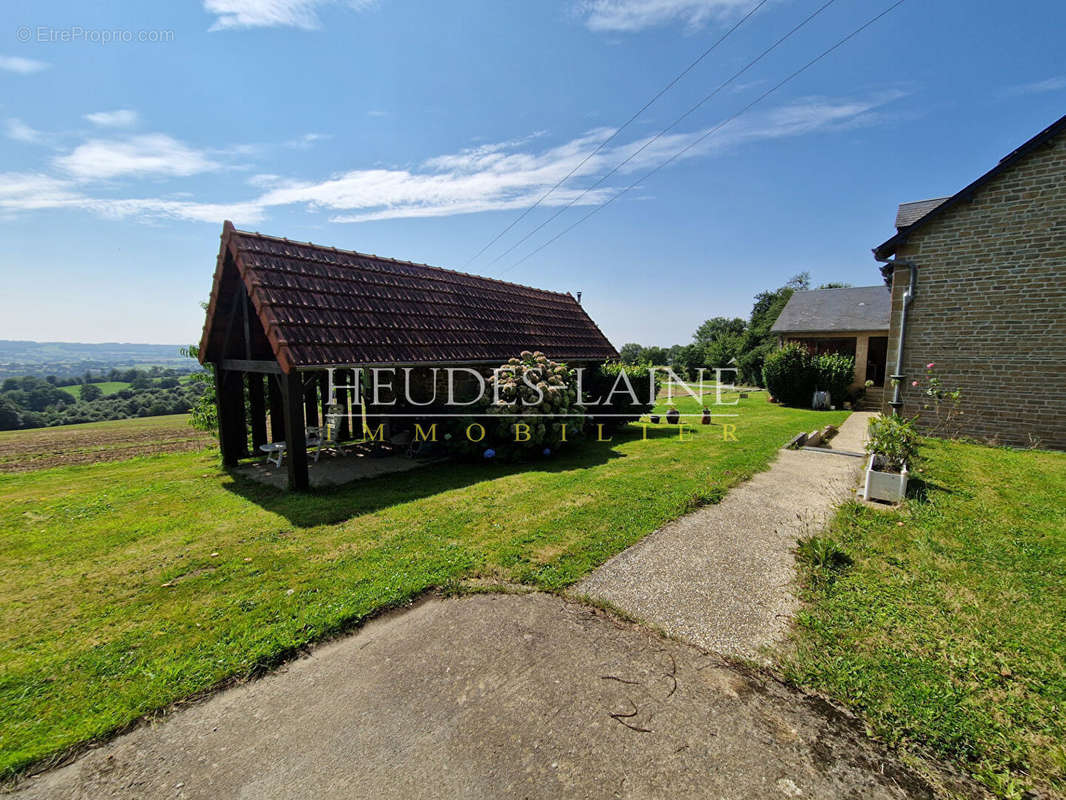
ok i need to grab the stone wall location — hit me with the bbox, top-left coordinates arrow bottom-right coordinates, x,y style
884,134 -> 1066,449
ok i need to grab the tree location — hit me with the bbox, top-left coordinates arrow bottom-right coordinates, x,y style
129,373 -> 152,390
79,383 -> 103,402
693,316 -> 746,346
817,281 -> 852,289
704,334 -> 742,369
786,272 -> 811,291
618,343 -> 644,364
0,398 -> 21,430
641,346 -> 668,366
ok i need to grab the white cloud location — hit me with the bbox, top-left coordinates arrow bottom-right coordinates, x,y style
259,95 -> 898,224
578,0 -> 755,32
84,109 -> 140,128
91,197 -> 267,224
4,118 -> 43,144
0,55 -> 49,74
54,134 -> 219,180
1004,76 -> 1066,96
0,172 -> 264,224
0,173 -> 83,211
285,132 -> 330,149
257,128 -> 618,222
204,0 -> 376,31
2,93 -> 900,229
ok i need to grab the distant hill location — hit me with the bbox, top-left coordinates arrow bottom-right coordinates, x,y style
0,340 -> 201,380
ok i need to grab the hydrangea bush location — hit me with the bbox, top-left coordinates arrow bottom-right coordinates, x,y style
445,351 -> 585,460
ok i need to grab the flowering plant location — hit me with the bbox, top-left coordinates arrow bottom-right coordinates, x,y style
912,362 -> 962,436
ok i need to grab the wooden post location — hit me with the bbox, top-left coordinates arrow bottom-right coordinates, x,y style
268,376 -> 285,442
214,366 -> 246,466
281,372 -> 309,491
303,374 -> 319,428
248,373 -> 267,450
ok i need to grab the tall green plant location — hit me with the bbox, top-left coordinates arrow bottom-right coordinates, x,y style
584,361 -> 662,428
179,344 -> 217,434
814,353 -> 855,407
762,343 -> 816,407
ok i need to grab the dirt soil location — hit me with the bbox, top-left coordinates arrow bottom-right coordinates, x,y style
0,416 -> 212,473
13,593 -> 963,800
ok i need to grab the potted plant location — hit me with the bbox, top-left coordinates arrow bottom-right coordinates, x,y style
863,415 -> 918,503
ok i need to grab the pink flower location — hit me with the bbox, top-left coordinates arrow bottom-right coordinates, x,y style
911,381 -> 919,387
926,362 -> 935,369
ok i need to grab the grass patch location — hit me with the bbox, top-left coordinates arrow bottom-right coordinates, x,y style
57,381 -> 130,398
0,394 -> 842,776
786,439 -> 1066,798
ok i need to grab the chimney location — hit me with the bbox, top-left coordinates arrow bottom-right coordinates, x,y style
576,291 -> 582,304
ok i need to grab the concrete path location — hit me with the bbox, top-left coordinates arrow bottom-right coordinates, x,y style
577,412 -> 877,663
15,593 -> 934,800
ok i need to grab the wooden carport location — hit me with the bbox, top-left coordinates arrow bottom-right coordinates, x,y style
197,221 -> 617,490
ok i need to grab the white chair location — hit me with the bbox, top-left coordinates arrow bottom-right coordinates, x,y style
259,441 -> 286,467
306,426 -> 340,463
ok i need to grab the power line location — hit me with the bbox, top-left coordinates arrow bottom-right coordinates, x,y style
487,0 -> 839,269
462,0 -> 771,267
502,0 -> 908,274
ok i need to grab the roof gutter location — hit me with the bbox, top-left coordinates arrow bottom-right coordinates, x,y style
874,255 -> 916,416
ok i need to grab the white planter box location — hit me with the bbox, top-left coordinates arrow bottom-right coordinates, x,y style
863,454 -> 909,503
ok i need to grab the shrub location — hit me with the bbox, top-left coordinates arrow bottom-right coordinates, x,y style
583,361 -> 662,429
447,351 -> 585,460
865,415 -> 919,472
814,353 -> 855,407
762,344 -> 816,407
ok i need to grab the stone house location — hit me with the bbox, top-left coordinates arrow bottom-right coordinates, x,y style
873,114 -> 1066,449
770,285 -> 891,410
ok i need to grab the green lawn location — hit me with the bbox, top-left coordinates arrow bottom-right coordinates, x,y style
787,439 -> 1066,799
0,394 -> 844,777
57,381 -> 130,398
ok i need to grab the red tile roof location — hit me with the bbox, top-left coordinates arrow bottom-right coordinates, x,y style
199,222 -> 617,372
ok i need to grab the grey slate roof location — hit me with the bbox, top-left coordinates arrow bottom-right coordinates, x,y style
770,285 -> 890,334
895,197 -> 950,228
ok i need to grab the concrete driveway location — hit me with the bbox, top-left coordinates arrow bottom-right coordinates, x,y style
16,593 -> 936,800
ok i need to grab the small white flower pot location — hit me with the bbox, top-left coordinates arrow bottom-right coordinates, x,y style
863,454 -> 909,503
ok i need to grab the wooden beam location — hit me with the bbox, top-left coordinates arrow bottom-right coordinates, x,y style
268,375 -> 285,442
241,285 -> 252,361
214,366 -> 247,466
281,372 -> 309,491
248,373 -> 267,450
221,359 -> 281,374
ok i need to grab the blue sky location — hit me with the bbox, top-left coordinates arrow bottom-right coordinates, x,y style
1,0 -> 1063,348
